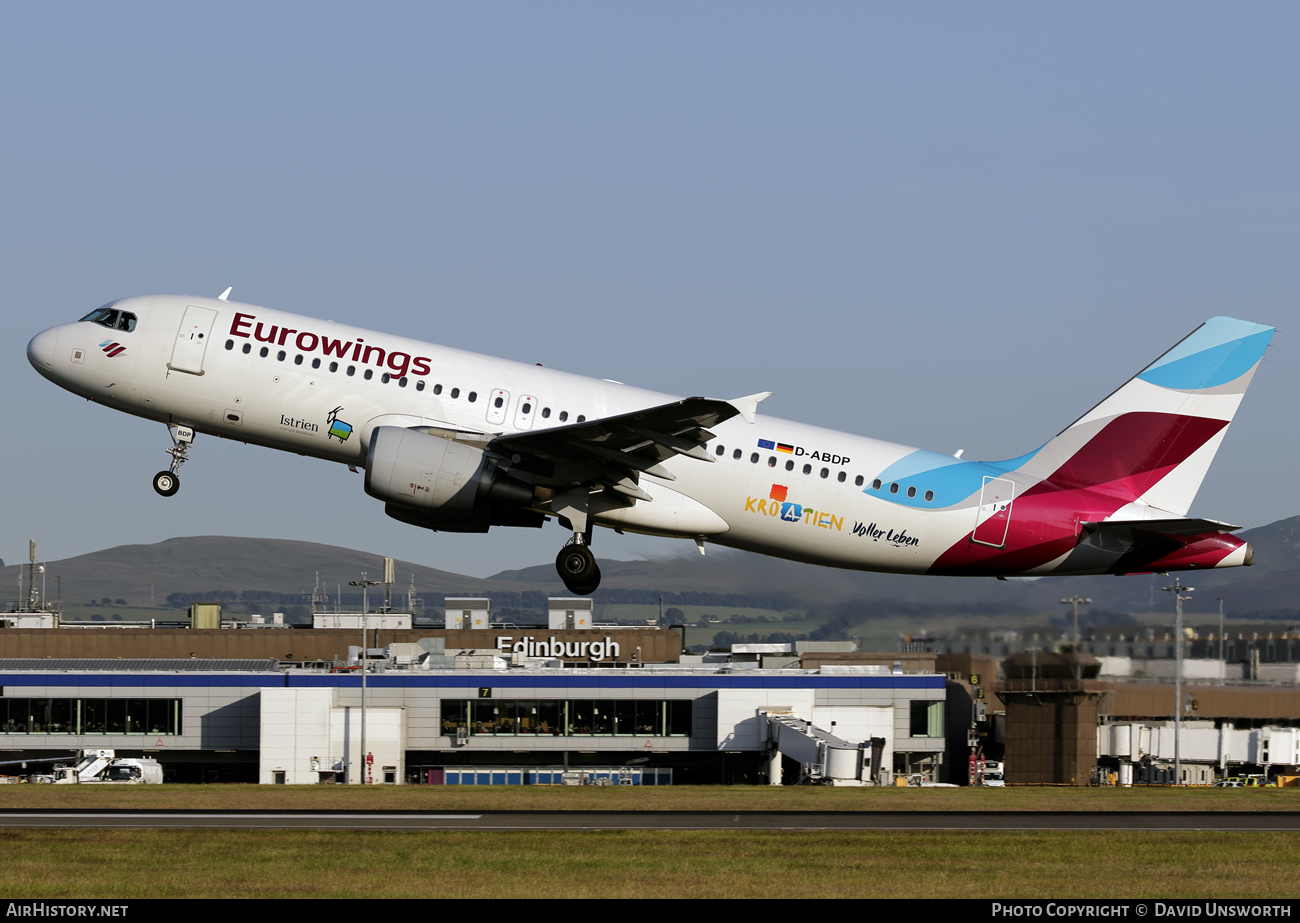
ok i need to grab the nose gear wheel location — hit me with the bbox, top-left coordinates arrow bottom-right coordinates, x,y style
152,471 -> 180,497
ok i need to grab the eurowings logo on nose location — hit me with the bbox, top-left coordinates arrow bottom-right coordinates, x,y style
99,340 -> 125,357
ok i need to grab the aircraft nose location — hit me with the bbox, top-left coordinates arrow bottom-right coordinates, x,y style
27,327 -> 59,374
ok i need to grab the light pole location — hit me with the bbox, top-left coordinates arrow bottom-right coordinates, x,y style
349,573 -> 380,784
1061,595 -> 1091,645
1217,598 -> 1225,665
1162,578 -> 1193,785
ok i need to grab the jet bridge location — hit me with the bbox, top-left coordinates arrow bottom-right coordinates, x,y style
760,710 -> 885,785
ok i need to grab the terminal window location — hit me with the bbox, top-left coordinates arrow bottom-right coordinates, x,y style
909,700 -> 944,738
440,699 -> 692,737
0,698 -> 183,736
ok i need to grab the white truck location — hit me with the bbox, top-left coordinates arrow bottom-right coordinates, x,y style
52,749 -> 163,784
982,759 -> 1006,787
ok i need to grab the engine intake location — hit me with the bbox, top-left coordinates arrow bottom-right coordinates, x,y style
364,426 -> 533,512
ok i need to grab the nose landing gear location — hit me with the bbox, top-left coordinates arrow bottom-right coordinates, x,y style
153,424 -> 194,498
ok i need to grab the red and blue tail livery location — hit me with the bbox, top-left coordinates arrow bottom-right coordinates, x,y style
870,316 -> 1273,576
28,296 -> 1275,592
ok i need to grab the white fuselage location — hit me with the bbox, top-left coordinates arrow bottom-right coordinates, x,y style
32,295 -> 1259,579
29,294 -> 963,574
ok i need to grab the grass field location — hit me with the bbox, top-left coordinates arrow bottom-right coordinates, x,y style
3,787 -> 1297,898
0,828 -> 1297,899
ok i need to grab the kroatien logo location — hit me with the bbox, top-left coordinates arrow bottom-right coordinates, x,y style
743,484 -> 843,531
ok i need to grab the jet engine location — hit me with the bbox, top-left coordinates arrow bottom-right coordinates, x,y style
364,426 -> 537,532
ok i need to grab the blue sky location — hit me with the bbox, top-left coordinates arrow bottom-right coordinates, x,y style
4,4 -> 1297,579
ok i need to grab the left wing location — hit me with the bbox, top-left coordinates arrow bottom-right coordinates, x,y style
491,393 -> 769,511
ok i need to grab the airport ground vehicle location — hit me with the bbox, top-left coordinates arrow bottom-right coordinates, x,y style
982,759 -> 1006,787
52,749 -> 163,784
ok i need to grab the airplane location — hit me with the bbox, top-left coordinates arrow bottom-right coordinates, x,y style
27,293 -> 1274,594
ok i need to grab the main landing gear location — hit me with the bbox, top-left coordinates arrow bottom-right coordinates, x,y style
556,538 -> 601,596
153,424 -> 194,498
552,489 -> 601,595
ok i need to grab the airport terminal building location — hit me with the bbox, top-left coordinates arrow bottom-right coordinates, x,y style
0,603 -> 947,785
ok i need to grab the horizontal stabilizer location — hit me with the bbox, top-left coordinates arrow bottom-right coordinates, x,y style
1082,518 -> 1240,543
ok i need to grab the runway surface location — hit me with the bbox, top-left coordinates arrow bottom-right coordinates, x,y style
1,810 -> 1298,831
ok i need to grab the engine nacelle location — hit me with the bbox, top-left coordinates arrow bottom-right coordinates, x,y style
364,426 -> 533,512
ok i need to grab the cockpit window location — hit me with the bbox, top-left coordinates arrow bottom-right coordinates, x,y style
80,307 -> 137,332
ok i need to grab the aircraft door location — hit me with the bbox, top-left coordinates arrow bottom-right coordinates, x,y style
486,389 -> 510,426
513,394 -> 538,430
972,477 -> 1014,548
169,306 -> 218,375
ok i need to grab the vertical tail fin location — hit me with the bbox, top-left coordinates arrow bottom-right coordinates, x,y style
1021,316 -> 1275,516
